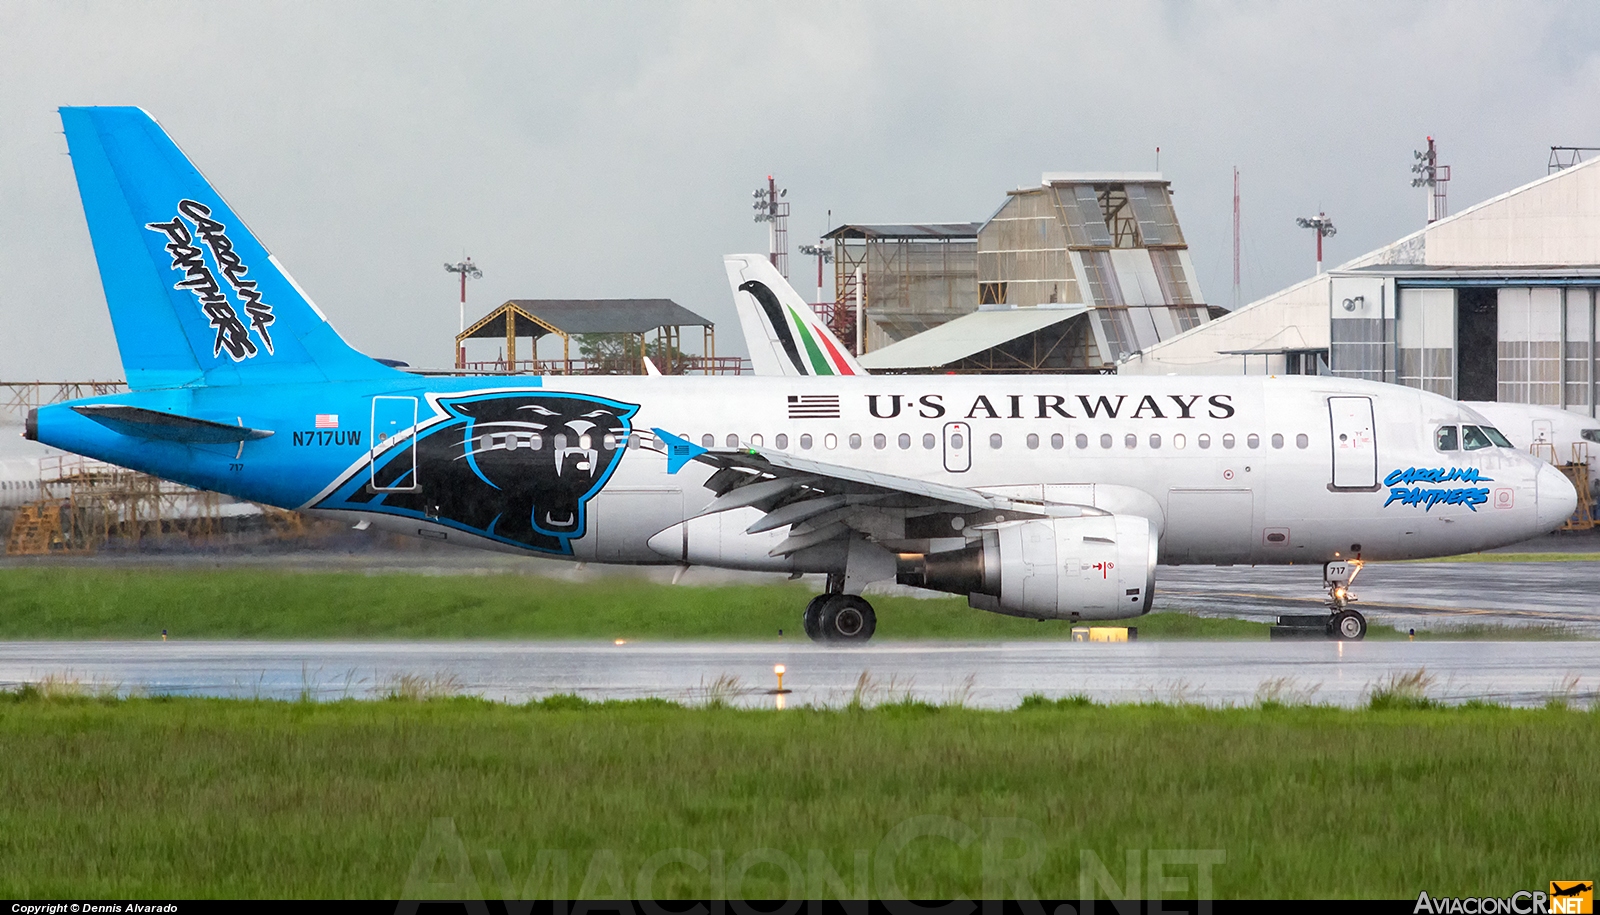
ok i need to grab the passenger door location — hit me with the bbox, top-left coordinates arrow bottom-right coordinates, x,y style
370,395 -> 418,491
943,421 -> 971,473
1328,396 -> 1377,490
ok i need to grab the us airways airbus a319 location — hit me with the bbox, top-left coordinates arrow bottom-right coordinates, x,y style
25,108 -> 1577,641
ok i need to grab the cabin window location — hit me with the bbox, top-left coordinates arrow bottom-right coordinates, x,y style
701,434 -> 714,448
750,434 -> 763,447
898,433 -> 912,449
1246,433 -> 1259,449
722,434 -> 736,448
1075,433 -> 1088,449
1222,433 -> 1235,449
848,433 -> 862,449
799,434 -> 813,450
1296,433 -> 1309,449
825,433 -> 838,450
775,433 -> 789,449
1435,426 -> 1459,451
873,433 -> 887,450
579,434 -> 593,450
1051,433 -> 1064,450
1198,433 -> 1211,449
1149,434 -> 1161,449
1100,434 -> 1113,449
1271,433 -> 1284,449
923,433 -> 936,449
554,433 -> 569,450
1026,433 -> 1040,450
1174,433 -> 1186,450
1124,433 -> 1137,449
601,434 -> 616,451
1461,425 -> 1493,451
990,433 -> 1003,449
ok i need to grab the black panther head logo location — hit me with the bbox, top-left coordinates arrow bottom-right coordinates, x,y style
320,391 -> 638,554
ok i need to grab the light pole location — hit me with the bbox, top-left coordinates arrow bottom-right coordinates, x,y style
797,242 -> 832,308
1294,213 -> 1336,275
444,257 -> 482,368
752,176 -> 790,278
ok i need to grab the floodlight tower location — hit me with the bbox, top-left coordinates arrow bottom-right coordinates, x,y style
1411,136 -> 1452,223
1295,212 -> 1336,275
797,241 -> 833,312
752,175 -> 790,278
444,256 -> 482,368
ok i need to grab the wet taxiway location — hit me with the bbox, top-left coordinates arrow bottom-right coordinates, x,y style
1155,560 -> 1600,634
2,639 -> 1596,708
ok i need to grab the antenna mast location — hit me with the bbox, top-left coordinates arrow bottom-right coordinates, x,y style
1232,167 -> 1241,309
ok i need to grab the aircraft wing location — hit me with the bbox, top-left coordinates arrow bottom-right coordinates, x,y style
653,428 -> 1094,556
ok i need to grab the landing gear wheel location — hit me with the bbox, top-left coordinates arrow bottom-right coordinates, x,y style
802,595 -> 830,642
817,595 -> 876,643
1330,609 -> 1367,641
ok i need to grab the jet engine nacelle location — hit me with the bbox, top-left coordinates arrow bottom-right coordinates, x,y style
897,514 -> 1156,621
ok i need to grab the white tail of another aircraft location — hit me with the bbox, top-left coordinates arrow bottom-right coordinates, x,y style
723,255 -> 864,377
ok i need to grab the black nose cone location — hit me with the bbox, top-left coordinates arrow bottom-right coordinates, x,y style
23,408 -> 38,441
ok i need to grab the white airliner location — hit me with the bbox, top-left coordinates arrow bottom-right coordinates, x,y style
25,108 -> 1581,645
1463,401 -> 1600,506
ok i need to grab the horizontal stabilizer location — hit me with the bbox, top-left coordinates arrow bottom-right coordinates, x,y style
72,404 -> 274,443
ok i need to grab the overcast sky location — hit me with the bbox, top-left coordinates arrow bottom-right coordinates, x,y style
2,1 -> 1598,379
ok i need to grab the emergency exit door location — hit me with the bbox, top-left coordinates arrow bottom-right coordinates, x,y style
943,422 -> 971,473
371,395 -> 419,491
1328,396 -> 1377,489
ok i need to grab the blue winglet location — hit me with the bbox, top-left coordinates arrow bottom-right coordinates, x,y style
653,427 -> 707,475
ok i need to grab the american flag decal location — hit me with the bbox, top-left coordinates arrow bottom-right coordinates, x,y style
787,394 -> 840,419
315,414 -> 339,429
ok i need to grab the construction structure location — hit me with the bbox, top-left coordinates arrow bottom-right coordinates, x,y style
454,299 -> 745,375
3,455 -> 258,555
856,173 -> 1211,374
2,380 -> 126,424
1120,154 -> 1600,422
823,223 -> 983,353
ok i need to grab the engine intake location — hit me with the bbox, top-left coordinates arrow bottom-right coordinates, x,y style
897,514 -> 1156,620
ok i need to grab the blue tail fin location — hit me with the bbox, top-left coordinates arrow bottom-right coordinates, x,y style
60,107 -> 397,389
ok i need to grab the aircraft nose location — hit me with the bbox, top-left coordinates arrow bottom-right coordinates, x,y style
1535,462 -> 1578,532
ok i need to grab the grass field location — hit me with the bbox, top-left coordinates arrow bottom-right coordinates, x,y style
0,566 -> 1489,641
0,689 -> 1595,899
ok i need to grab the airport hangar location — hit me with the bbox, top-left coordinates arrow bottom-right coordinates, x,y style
1116,159 -> 1600,422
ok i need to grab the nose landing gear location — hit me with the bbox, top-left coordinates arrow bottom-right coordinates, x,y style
1273,559 -> 1369,640
1324,559 -> 1367,641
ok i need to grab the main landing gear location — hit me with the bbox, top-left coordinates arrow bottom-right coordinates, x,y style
802,574 -> 877,643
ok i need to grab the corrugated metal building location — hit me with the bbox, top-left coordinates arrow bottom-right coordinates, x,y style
858,173 -> 1211,373
1120,158 -> 1600,418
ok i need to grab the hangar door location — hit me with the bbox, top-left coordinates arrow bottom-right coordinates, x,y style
1328,396 -> 1377,490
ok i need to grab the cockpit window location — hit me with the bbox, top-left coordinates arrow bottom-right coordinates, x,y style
1461,425 -> 1494,451
1435,426 -> 1459,451
1583,429 -> 1600,444
1481,426 -> 1512,448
